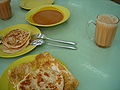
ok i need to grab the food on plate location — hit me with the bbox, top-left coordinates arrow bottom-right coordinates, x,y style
26,5 -> 70,27
32,10 -> 64,25
8,52 -> 79,90
2,29 -> 30,53
17,68 -> 64,90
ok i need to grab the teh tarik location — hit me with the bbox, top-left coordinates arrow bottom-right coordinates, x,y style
95,14 -> 119,47
0,0 -> 12,20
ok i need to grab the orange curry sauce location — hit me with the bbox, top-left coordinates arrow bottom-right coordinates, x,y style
32,10 -> 64,25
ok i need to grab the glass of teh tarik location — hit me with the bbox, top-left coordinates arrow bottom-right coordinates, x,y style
0,0 -> 12,20
87,14 -> 119,48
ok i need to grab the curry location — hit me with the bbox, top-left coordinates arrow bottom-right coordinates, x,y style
32,10 -> 64,25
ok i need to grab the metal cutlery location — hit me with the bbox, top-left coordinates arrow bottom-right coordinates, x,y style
30,39 -> 77,50
32,34 -> 77,45
0,36 -> 2,44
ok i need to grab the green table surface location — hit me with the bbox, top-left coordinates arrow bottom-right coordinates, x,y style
0,0 -> 120,90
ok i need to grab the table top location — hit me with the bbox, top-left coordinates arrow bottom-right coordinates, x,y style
0,0 -> 120,90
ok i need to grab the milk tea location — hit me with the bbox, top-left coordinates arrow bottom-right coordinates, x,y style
0,0 -> 12,20
95,14 -> 119,47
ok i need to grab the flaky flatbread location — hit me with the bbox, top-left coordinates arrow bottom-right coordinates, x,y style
2,29 -> 31,53
2,38 -> 30,53
17,68 -> 64,90
2,29 -> 30,48
8,52 -> 79,90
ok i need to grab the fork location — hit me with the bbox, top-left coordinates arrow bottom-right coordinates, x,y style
32,34 -> 77,45
30,39 -> 77,50
0,36 -> 2,44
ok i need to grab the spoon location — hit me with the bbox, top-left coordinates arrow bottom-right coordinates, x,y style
32,34 -> 77,45
30,39 -> 77,50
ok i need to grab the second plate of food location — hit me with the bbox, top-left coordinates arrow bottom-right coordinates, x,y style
25,5 -> 70,27
0,24 -> 41,58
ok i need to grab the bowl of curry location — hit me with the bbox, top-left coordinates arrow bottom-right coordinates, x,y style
25,5 -> 70,27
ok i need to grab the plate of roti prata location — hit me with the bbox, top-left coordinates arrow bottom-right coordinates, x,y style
0,24 -> 41,58
0,52 -> 79,90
